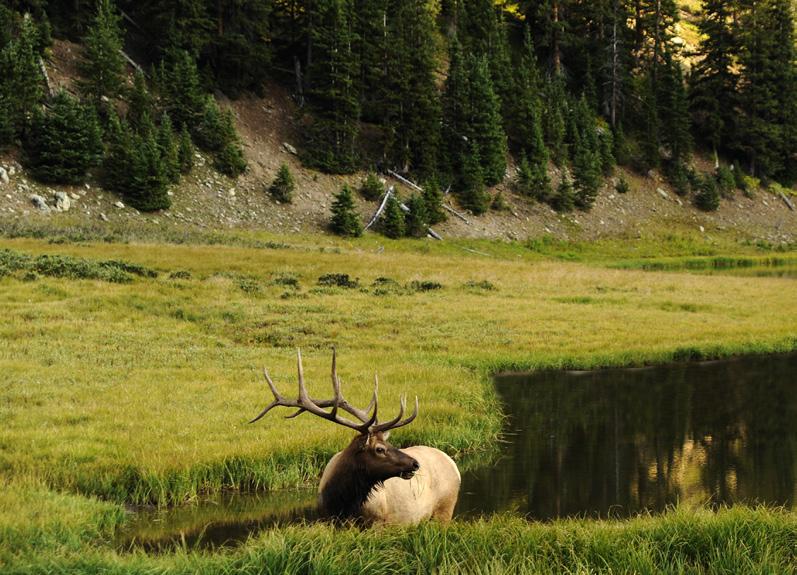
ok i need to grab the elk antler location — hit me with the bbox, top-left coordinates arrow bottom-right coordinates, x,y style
249,348 -> 418,435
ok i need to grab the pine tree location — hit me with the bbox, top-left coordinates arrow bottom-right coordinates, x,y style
543,78 -> 568,166
467,55 -> 507,185
4,15 -> 44,128
359,171 -> 383,201
178,124 -> 194,174
694,173 -> 720,211
195,96 -> 225,151
382,0 -> 441,180
736,0 -> 797,181
404,193 -> 428,237
458,141 -> 489,215
101,111 -> 134,194
160,50 -> 205,132
657,50 -> 692,166
381,194 -> 405,239
597,127 -> 615,176
441,36 -> 470,178
330,184 -> 363,237
157,113 -> 180,184
127,70 -> 153,133
23,90 -> 102,184
552,170 -> 576,212
0,93 -> 14,149
131,130 -> 171,211
421,178 -> 446,225
303,0 -> 360,174
78,0 -> 125,107
269,163 -> 295,203
688,0 -> 738,155
214,110 -> 247,177
570,96 -> 602,210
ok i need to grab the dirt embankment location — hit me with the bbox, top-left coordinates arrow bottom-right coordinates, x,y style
1,40 -> 795,245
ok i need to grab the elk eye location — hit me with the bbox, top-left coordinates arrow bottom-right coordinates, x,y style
376,446 -> 385,455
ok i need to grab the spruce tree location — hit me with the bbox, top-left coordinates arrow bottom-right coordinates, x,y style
214,110 -> 247,177
552,170 -> 576,212
570,96 -> 602,210
404,193 -> 428,237
160,50 -> 205,132
101,111 -> 134,195
468,55 -> 507,186
441,37 -> 471,179
4,15 -> 43,128
657,50 -> 692,166
78,0 -> 125,107
688,0 -> 738,155
330,184 -> 363,237
23,90 -> 102,184
269,163 -> 295,203
178,124 -> 194,174
131,130 -> 171,211
359,172 -> 383,201
127,70 -> 153,133
157,113 -> 180,184
695,173 -> 720,211
0,93 -> 14,149
382,0 -> 441,180
421,178 -> 446,225
458,141 -> 489,215
381,194 -> 405,239
303,0 -> 360,174
543,78 -> 568,166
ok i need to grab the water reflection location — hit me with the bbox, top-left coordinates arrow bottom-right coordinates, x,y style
457,354 -> 797,519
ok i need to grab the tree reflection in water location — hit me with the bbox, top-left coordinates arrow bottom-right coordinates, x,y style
457,354 -> 797,519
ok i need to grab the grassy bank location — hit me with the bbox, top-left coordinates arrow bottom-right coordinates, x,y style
2,488 -> 795,574
2,234 -> 797,506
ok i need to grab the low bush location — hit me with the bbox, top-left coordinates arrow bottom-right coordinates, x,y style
318,273 -> 359,288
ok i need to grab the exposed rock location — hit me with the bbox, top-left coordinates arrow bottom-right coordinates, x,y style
113,201 -> 125,208
70,192 -> 80,200
699,225 -> 705,233
100,212 -> 109,222
30,194 -> 50,212
282,142 -> 298,155
53,191 -> 71,212
0,167 -> 9,185
657,188 -> 669,200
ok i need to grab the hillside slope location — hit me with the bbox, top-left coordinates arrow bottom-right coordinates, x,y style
0,40 -> 795,246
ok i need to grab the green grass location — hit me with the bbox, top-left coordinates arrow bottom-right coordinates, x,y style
1,229 -> 797,572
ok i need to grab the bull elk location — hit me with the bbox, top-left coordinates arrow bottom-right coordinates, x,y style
250,349 -> 461,525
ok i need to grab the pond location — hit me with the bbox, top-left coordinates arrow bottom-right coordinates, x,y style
119,353 -> 797,550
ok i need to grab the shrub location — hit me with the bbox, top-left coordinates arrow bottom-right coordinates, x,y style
410,280 -> 442,291
169,270 -> 192,280
359,172 -> 383,201
463,280 -> 496,291
318,273 -> 359,288
269,164 -> 295,203
491,191 -> 509,211
615,177 -> 630,194
329,185 -> 363,237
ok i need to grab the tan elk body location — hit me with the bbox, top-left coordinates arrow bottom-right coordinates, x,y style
251,350 -> 461,525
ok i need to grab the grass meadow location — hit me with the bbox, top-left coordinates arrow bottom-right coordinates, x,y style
1,226 -> 796,572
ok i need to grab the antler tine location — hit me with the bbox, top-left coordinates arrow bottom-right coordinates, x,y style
248,368 -> 285,423
373,395 -> 419,433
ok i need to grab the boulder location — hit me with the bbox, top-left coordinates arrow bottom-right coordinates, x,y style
53,191 -> 71,212
30,194 -> 50,212
0,167 -> 8,185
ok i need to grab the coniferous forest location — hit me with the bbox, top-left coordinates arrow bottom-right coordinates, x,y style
0,0 -> 795,219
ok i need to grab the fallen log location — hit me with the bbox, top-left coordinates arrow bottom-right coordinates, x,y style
778,191 -> 795,212
38,57 -> 54,97
120,50 -> 144,75
387,169 -> 468,224
443,203 -> 470,223
364,186 -> 394,231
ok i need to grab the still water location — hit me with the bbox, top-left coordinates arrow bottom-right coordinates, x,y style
121,353 -> 797,549
457,353 -> 797,518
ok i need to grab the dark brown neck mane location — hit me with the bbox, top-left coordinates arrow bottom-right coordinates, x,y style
319,439 -> 383,520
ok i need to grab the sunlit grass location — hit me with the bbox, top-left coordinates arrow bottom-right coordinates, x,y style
2,235 -> 796,508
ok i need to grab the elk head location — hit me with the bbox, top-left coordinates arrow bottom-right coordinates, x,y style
250,349 -> 420,485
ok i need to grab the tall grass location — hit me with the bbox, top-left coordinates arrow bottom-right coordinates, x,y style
2,505 -> 796,574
